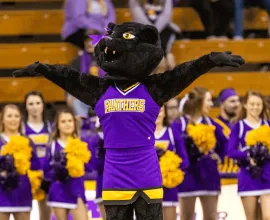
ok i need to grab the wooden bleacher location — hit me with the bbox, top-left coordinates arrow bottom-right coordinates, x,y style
1,39 -> 270,69
1,72 -> 269,103
0,43 -> 78,69
0,77 -> 65,102
172,39 -> 270,64
0,8 -> 268,36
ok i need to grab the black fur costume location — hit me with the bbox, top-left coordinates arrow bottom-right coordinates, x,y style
13,22 -> 245,220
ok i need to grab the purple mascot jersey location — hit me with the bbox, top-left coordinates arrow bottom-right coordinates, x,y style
95,83 -> 162,205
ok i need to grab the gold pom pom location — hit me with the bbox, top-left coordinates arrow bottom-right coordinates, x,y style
187,124 -> 216,154
159,150 -> 185,188
65,137 -> 91,178
1,136 -> 32,175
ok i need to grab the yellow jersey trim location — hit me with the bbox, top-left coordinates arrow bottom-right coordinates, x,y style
143,188 -> 163,199
102,188 -> 163,201
214,118 -> 231,138
84,180 -> 96,191
221,178 -> 238,185
122,82 -> 140,92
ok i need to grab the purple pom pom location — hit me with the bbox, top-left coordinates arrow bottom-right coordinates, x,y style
156,148 -> 165,159
51,151 -> 69,182
0,155 -> 19,191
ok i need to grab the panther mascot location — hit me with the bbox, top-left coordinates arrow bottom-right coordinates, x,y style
13,22 -> 245,220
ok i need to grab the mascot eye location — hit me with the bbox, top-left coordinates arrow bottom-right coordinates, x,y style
123,32 -> 135,40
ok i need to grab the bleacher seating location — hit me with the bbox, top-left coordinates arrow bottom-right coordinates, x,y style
0,8 -> 268,36
1,39 -> 270,69
172,39 -> 270,64
0,43 -> 78,68
1,72 -> 269,103
0,77 -> 64,103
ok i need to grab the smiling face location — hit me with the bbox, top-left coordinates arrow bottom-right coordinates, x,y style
2,106 -> 21,133
94,22 -> 164,80
244,95 -> 264,119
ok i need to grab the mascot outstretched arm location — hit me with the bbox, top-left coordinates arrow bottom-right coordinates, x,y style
13,22 -> 245,220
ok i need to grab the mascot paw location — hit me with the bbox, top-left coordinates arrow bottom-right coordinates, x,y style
209,51 -> 245,68
12,62 -> 41,77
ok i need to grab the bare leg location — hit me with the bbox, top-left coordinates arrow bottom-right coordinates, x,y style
98,203 -> 106,220
38,196 -> 52,220
13,212 -> 30,220
52,207 -> 68,220
163,206 -> 177,220
179,196 -> 196,220
241,196 -> 258,220
260,194 -> 270,220
199,195 -> 218,220
69,198 -> 88,220
0,213 -> 10,220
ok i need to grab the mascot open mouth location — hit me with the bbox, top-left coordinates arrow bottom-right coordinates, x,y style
104,47 -> 122,62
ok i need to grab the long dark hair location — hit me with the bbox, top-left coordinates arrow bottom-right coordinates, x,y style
0,104 -> 22,134
51,108 -> 78,141
162,105 -> 170,127
23,91 -> 48,128
236,91 -> 269,120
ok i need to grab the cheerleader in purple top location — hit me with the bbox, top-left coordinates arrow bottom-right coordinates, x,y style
0,104 -> 40,220
45,108 -> 90,220
154,106 -> 189,220
171,87 -> 228,220
228,91 -> 270,220
22,91 -> 52,220
93,125 -> 106,220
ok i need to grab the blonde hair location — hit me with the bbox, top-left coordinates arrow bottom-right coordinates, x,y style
0,104 -> 22,134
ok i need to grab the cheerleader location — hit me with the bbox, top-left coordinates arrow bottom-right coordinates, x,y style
0,104 -> 40,220
171,87 -> 228,220
93,124 -> 106,219
22,91 -> 52,220
155,106 -> 189,220
45,108 -> 91,220
228,91 -> 270,220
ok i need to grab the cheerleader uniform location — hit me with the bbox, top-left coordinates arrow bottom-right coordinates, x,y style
215,116 -> 239,180
0,134 -> 40,212
23,121 -> 51,169
155,126 -> 189,207
228,119 -> 270,196
171,116 -> 228,197
46,138 -> 94,209
94,83 -> 163,205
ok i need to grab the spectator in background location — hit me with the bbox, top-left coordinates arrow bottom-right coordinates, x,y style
165,98 -> 179,124
66,33 -> 106,119
62,0 -> 116,49
190,0 -> 234,40
129,0 -> 180,73
233,0 -> 270,40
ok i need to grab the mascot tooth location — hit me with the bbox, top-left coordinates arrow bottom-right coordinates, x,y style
13,22 -> 245,220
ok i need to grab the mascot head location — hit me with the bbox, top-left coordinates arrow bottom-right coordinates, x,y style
93,22 -> 164,81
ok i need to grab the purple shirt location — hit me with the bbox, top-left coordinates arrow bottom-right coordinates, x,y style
171,115 -> 228,162
62,0 -> 116,39
95,83 -> 161,149
23,122 -> 51,160
228,119 -> 270,160
155,126 -> 189,170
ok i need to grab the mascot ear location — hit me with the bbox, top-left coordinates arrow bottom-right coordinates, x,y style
140,25 -> 160,46
106,22 -> 116,34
